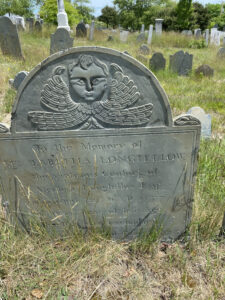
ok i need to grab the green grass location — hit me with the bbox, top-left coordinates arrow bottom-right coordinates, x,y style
0,27 -> 224,299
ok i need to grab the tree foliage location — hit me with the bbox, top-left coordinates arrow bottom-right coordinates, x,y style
0,0 -> 34,17
73,0 -> 94,23
39,0 -> 81,26
98,6 -> 118,28
176,0 -> 192,30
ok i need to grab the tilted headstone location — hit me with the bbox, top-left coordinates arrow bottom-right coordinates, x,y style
9,71 -> 29,90
50,28 -> 74,55
155,19 -> 163,36
34,20 -> 42,32
217,47 -> 225,58
136,32 -> 145,42
169,50 -> 193,76
0,47 -> 201,241
89,21 -> 95,41
149,52 -> 166,72
120,31 -> 129,42
195,64 -> 214,77
147,24 -> 153,45
0,16 -> 23,59
139,44 -> 150,55
187,107 -> 211,138
76,22 -> 87,37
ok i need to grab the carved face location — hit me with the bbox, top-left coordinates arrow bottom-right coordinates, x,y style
70,64 -> 107,103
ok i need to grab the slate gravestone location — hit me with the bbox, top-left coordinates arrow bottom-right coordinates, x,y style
217,47 -> 225,58
0,16 -> 23,59
0,47 -> 201,241
26,17 -> 34,32
107,35 -> 114,42
149,52 -> 166,71
169,50 -> 193,76
76,22 -> 87,37
34,20 -> 42,32
195,64 -> 214,77
187,107 -> 211,138
139,44 -> 150,55
50,28 -> 74,55
9,71 -> 29,90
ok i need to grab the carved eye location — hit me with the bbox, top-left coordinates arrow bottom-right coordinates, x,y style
71,79 -> 85,86
92,78 -> 106,85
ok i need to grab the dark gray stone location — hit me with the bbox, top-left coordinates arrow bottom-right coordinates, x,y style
139,44 -> 150,55
107,35 -> 114,42
50,28 -> 74,55
136,54 -> 148,64
217,47 -> 225,58
136,32 -> 146,42
0,16 -> 23,59
149,52 -> 166,71
195,64 -> 214,77
169,50 -> 193,76
0,47 -> 201,241
26,17 -> 34,32
76,22 -> 87,37
34,20 -> 42,32
10,71 -> 29,90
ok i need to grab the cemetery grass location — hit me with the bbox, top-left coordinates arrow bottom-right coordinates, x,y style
0,29 -> 224,299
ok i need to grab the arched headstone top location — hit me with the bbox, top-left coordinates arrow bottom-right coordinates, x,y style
11,47 -> 173,133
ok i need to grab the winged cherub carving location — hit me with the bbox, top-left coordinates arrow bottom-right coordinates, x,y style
28,55 -> 153,130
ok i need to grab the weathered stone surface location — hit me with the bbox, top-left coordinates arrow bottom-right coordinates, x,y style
26,17 -> 34,32
76,22 -> 87,37
10,71 -> 29,90
136,32 -> 145,42
89,21 -> 95,41
136,54 -> 148,64
0,16 -> 23,59
50,28 -> 74,55
149,52 -> 166,71
187,107 -> 211,138
0,47 -> 201,241
57,0 -> 70,31
139,44 -> 150,55
147,24 -> 153,45
169,50 -> 193,76
155,19 -> 163,36
194,28 -> 201,38
217,47 -> 225,58
124,50 -> 131,56
195,64 -> 214,77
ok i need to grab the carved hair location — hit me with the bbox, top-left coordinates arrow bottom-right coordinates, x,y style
68,55 -> 109,77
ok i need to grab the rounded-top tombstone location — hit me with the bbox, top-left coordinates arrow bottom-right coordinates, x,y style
76,22 -> 87,37
0,47 -> 201,241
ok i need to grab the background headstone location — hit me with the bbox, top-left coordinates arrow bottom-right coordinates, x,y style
0,16 -> 23,59
210,29 -> 220,46
139,44 -> 150,55
194,28 -> 201,39
187,107 -> 211,138
120,31 -> 129,42
107,35 -> 114,41
155,19 -> 163,36
34,20 -> 42,32
141,24 -> 145,33
57,0 -> 70,31
9,71 -> 29,90
50,28 -> 74,55
195,64 -> 214,77
169,50 -> 193,76
136,32 -> 145,42
149,52 -> 166,71
89,21 -> 95,41
217,47 -> 225,58
76,22 -> 87,37
147,24 -> 153,45
205,29 -> 209,46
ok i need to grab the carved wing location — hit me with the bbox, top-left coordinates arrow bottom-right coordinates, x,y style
28,105 -> 91,130
41,66 -> 76,112
93,102 -> 153,126
93,63 -> 154,126
103,63 -> 141,110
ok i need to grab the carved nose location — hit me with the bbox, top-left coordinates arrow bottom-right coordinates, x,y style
86,80 -> 92,91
